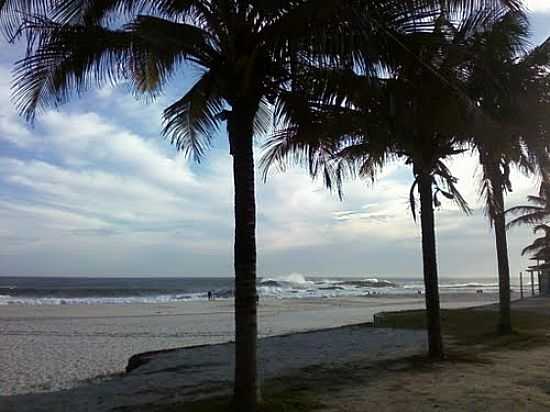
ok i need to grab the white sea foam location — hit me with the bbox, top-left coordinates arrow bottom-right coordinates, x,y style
0,293 -> 207,305
0,275 -> 529,305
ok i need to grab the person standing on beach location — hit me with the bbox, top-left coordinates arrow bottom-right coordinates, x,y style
208,291 -> 212,301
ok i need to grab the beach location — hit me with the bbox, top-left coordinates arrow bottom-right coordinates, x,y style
1,324 -> 428,412
0,292 -> 511,397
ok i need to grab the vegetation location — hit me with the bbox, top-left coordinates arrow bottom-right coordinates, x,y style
261,6 -> 548,358
507,184 -> 550,229
520,224 -> 550,259
466,12 -> 550,334
375,308 -> 550,348
507,186 -> 550,276
1,0 -> 550,409
0,1 -> 368,410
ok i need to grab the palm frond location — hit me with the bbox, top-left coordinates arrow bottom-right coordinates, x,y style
521,236 -> 550,256
0,0 -> 54,39
51,0 -> 209,26
533,224 -> 550,235
253,98 -> 272,139
162,69 -> 224,162
409,178 -> 419,221
125,15 -> 215,96
435,160 -> 472,215
506,209 -> 549,230
12,17 -> 132,121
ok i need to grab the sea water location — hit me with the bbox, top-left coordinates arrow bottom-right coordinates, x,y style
0,274 -> 531,305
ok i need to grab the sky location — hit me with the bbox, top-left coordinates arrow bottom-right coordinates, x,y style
0,3 -> 549,279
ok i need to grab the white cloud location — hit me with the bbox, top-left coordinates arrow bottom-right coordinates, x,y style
526,0 -> 550,13
0,47 -> 541,278
0,67 -> 35,148
0,110 -> 538,277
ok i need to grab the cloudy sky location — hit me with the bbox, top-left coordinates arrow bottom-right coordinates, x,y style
0,4 -> 549,279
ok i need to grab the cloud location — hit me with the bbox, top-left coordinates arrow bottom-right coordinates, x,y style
0,67 -> 34,148
0,101 -> 538,277
526,0 -> 550,13
0,42 -> 541,278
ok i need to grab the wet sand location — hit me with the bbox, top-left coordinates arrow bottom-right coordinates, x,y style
0,293 -> 509,396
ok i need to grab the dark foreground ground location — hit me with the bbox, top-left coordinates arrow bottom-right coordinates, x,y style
3,296 -> 550,412
0,325 -> 425,412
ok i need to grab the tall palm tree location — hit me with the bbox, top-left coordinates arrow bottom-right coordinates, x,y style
1,1 -> 369,409
261,10 -> 504,359
467,13 -> 550,333
467,11 -> 529,335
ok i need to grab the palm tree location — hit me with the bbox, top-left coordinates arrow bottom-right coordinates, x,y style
467,11 -> 529,335
466,13 -> 550,333
261,10 -> 504,359
1,2 -> 370,409
338,127 -> 471,361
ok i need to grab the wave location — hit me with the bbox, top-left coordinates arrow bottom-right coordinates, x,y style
335,278 -> 398,288
0,275 -> 522,305
439,282 -> 498,289
0,293 -> 208,305
260,273 -> 313,288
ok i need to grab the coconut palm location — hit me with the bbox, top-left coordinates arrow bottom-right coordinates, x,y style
260,10 -> 510,359
2,1 -> 373,409
466,13 -> 550,333
466,11 -> 530,334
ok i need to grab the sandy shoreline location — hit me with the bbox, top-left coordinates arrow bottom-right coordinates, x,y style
0,293 -> 513,397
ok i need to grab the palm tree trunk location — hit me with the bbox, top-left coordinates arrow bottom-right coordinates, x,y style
491,175 -> 512,334
228,104 -> 259,412
417,171 -> 444,359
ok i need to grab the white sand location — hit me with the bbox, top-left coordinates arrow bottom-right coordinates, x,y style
0,293 -> 507,397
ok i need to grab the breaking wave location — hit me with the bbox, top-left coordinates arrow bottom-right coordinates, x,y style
0,275 -> 524,305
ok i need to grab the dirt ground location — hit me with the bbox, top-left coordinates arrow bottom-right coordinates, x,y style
317,297 -> 550,412
316,346 -> 550,411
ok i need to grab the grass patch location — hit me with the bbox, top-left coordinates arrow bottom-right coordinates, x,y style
376,308 -> 550,348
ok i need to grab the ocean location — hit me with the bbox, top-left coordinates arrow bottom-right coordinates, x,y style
0,274 -> 531,305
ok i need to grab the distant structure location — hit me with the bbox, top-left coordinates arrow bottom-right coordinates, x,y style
526,248 -> 550,296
